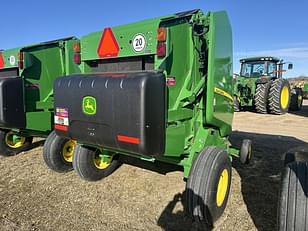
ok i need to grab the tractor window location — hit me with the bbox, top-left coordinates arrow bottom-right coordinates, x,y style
240,62 -> 265,77
267,62 -> 277,77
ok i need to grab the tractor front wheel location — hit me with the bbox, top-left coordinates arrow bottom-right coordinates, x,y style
289,88 -> 303,111
268,79 -> 290,114
278,161 -> 308,230
0,130 -> 33,156
43,131 -> 76,172
72,145 -> 119,181
185,147 -> 232,227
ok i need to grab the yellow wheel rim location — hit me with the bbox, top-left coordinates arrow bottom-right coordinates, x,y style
5,132 -> 26,149
94,153 -> 112,170
62,140 -> 76,163
216,169 -> 229,207
280,86 -> 289,109
298,95 -> 303,108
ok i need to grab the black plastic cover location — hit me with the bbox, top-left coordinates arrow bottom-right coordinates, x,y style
0,77 -> 25,128
54,71 -> 166,156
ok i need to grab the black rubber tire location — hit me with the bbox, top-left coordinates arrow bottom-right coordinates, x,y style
43,131 -> 74,173
0,130 -> 33,156
234,96 -> 240,112
240,139 -> 252,164
284,152 -> 296,166
278,161 -> 308,231
268,79 -> 291,115
73,145 -> 119,181
254,82 -> 271,114
289,88 -> 303,111
185,147 -> 232,227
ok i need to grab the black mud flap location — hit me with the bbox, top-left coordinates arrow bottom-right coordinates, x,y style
0,77 -> 26,128
54,71 -> 166,156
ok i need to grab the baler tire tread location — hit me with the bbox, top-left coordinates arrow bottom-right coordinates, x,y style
240,139 -> 252,164
278,161 -> 308,231
43,131 -> 73,173
72,145 -> 120,182
185,146 -> 232,227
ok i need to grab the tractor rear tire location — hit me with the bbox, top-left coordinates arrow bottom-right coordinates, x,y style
289,88 -> 303,111
43,131 -> 75,173
73,145 -> 119,181
0,130 -> 33,156
234,96 -> 240,112
278,161 -> 308,231
185,147 -> 232,227
255,82 -> 271,114
268,79 -> 290,115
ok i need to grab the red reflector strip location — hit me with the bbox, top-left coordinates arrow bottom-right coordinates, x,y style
117,135 -> 140,144
54,124 -> 68,132
0,53 -> 4,68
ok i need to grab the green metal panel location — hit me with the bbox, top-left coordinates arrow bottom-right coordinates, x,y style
205,11 -> 233,137
22,45 -> 65,111
21,38 -> 81,132
26,111 -> 52,132
81,18 -> 163,61
0,38 -> 81,136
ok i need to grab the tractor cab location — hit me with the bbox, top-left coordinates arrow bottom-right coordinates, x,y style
240,56 -> 287,79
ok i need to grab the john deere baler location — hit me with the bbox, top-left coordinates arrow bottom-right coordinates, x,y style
0,37 -> 80,158
47,10 -> 251,226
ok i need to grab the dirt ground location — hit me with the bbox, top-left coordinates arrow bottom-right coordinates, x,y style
0,101 -> 308,231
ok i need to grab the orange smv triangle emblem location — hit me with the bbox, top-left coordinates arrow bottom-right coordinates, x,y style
97,27 -> 119,58
0,53 -> 4,68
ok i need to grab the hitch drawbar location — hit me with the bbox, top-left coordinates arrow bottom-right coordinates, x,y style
54,71 -> 166,156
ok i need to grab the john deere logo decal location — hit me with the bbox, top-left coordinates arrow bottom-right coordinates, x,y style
83,96 -> 96,115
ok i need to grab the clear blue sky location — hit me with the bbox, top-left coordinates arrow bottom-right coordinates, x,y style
1,0 -> 307,77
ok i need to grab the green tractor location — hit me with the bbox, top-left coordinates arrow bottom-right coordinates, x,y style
288,80 -> 308,111
44,9 -> 251,227
234,56 -> 293,114
0,38 -> 80,160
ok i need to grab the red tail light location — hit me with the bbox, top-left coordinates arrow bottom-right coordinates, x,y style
156,27 -> 167,58
74,53 -> 81,65
18,52 -> 24,69
156,43 -> 166,57
73,42 -> 81,65
97,28 -> 119,58
0,52 -> 4,68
